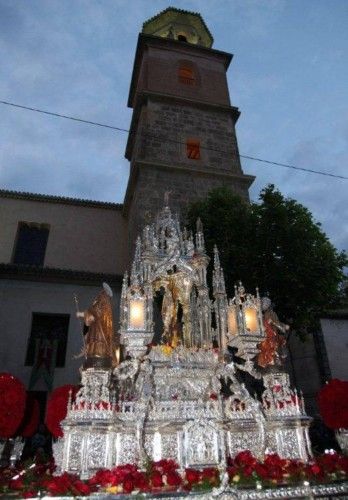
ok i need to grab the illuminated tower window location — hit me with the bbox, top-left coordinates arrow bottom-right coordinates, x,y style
186,139 -> 201,160
178,66 -> 195,85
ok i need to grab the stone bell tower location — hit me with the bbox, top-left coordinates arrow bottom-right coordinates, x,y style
123,7 -> 254,245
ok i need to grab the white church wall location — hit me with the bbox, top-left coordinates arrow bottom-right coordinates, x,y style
0,279 -> 121,390
0,196 -> 127,275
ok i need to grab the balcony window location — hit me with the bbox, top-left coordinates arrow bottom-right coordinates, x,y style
13,222 -> 49,266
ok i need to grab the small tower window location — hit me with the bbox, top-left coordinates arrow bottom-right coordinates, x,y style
178,66 -> 195,85
186,139 -> 200,160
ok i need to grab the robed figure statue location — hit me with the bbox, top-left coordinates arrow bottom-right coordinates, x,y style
77,283 -> 119,369
257,297 -> 289,369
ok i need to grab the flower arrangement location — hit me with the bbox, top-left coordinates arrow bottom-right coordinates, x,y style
1,452 -> 348,497
318,379 -> 348,430
45,385 -> 79,438
0,372 -> 26,439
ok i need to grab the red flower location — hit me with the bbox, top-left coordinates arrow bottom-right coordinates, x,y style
234,450 -> 257,467
317,452 -> 340,473
122,474 -> 134,493
0,372 -> 26,438
209,393 -> 218,400
9,478 -> 24,490
310,464 -> 321,476
23,492 -> 37,498
73,479 -> 91,495
201,467 -> 219,484
132,471 -> 149,491
318,379 -> 348,429
89,468 -> 115,486
255,463 -> 269,479
44,472 -> 73,495
185,468 -> 200,484
45,385 -> 79,438
153,459 -> 178,474
166,471 -> 182,487
151,470 -> 163,488
339,455 -> 348,474
264,453 -> 286,467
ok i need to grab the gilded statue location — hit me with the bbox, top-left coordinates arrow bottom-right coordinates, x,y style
154,271 -> 192,348
76,283 -> 120,369
257,297 -> 289,369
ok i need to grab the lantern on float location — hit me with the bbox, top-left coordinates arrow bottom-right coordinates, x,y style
119,274 -> 154,359
129,296 -> 146,331
227,282 -> 265,369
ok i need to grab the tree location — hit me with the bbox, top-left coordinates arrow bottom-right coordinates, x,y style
187,185 -> 347,335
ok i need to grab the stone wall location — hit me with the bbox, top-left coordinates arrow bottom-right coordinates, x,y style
137,98 -> 242,173
126,162 -> 250,254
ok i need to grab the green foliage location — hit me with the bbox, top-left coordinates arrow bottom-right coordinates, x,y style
187,185 -> 347,334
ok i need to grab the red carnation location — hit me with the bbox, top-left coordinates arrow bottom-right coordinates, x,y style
45,385 -> 78,438
153,458 -> 178,474
255,463 -> 269,479
0,372 -> 26,438
23,492 -> 37,498
185,468 -> 200,484
166,470 -> 182,487
9,478 -> 24,490
201,467 -> 219,484
151,470 -> 163,488
234,450 -> 257,467
318,379 -> 348,430
122,474 -> 134,493
73,479 -> 91,495
132,471 -> 149,491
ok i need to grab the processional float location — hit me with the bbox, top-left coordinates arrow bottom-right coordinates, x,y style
54,201 -> 312,478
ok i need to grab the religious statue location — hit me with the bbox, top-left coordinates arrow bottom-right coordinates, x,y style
257,297 -> 289,369
76,283 -> 119,369
154,271 -> 192,348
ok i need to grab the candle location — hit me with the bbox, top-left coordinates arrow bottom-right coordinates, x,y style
129,299 -> 145,330
244,307 -> 258,333
227,305 -> 238,335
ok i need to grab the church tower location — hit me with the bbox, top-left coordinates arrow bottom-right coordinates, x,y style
123,7 -> 254,244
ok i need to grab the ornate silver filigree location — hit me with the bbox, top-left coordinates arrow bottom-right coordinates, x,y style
56,202 -> 313,478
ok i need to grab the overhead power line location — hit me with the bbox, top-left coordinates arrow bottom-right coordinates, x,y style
1,99 -> 347,181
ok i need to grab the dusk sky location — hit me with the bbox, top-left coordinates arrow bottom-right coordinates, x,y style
0,0 -> 347,252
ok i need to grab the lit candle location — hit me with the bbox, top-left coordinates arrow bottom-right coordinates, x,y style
244,307 -> 258,333
228,305 -> 238,335
129,299 -> 145,330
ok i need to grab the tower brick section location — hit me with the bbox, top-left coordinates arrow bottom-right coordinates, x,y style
123,8 -> 254,248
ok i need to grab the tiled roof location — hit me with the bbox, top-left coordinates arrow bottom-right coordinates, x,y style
0,188 -> 123,210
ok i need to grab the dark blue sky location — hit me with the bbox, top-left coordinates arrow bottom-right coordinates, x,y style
0,0 -> 347,252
